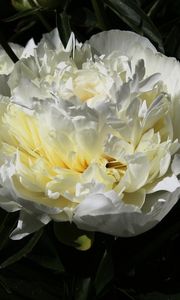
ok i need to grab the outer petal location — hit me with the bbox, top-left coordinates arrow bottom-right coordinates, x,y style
0,75 -> 10,97
88,30 -> 180,146
88,30 -> 157,57
0,43 -> 23,75
143,49 -> 180,98
171,154 -> 180,175
73,186 -> 180,237
0,194 -> 21,212
88,30 -> 180,97
10,210 -> 51,240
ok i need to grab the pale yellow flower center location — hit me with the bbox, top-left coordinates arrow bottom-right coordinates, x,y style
0,104 -> 126,199
73,71 -> 105,102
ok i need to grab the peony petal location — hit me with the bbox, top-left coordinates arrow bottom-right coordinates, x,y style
171,154 -> 180,176
0,194 -> 21,212
116,153 -> 149,193
122,189 -> 146,208
88,30 -> 180,98
74,187 -> 180,237
0,75 -> 10,97
21,38 -> 37,58
147,174 -> 180,193
88,30 -> 156,58
143,49 -> 180,97
0,43 -> 23,75
10,210 -> 50,240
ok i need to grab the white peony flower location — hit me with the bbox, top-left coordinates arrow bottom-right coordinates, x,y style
0,29 -> 180,239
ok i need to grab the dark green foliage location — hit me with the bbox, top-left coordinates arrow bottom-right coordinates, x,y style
56,11 -> 71,48
0,202 -> 180,299
0,0 -> 179,57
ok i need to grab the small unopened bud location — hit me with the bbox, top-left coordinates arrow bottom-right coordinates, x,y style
11,0 -> 35,11
35,0 -> 60,9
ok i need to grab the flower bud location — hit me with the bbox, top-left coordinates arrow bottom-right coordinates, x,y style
11,0 -> 34,11
35,0 -> 61,8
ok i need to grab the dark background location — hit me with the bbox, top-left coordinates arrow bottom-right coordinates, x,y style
1,1 -> 180,299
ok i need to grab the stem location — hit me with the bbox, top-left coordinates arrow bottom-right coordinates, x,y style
91,0 -> 108,30
28,0 -> 52,32
64,0 -> 71,11
36,11 -> 52,31
0,31 -> 19,63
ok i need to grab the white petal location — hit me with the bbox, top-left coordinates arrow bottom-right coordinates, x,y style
0,75 -> 10,96
0,43 -> 23,75
10,210 -> 50,240
74,186 -> 180,237
0,193 -> 21,212
37,28 -> 64,52
171,154 -> 180,176
21,38 -> 36,58
116,154 -> 150,192
143,49 -> 180,97
148,174 -> 180,193
88,30 -> 156,57
122,189 -> 146,208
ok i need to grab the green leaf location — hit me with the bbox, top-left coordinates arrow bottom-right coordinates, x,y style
0,274 -> 12,294
147,0 -> 165,18
129,219 -> 180,267
9,20 -> 36,42
36,11 -> 52,31
164,25 -> 180,58
56,11 -> 71,48
54,222 -> 94,251
104,0 -> 164,52
75,278 -> 92,300
0,212 -> 18,251
4,2 -> 52,32
0,260 -> 65,299
27,233 -> 64,272
94,249 -> 114,297
115,288 -> 136,300
11,0 -> 35,11
138,292 -> 180,300
71,7 -> 96,29
0,229 -> 43,269
36,0 -> 61,9
91,0 -> 109,30
3,8 -> 40,22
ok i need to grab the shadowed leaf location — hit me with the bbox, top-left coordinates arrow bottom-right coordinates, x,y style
0,229 -> 43,269
104,0 -> 163,51
3,8 -> 40,22
54,222 -> 94,251
56,11 -> 71,48
75,278 -> 92,300
27,233 -> 65,272
94,249 -> 114,297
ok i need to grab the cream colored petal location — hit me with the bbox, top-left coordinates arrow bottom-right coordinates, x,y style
10,210 -> 50,240
122,189 -> 146,208
88,30 -> 180,98
143,49 -> 180,97
147,174 -> 180,193
171,154 -> 180,175
74,186 -> 180,237
88,30 -> 156,58
115,154 -> 150,192
0,75 -> 10,97
0,43 -> 23,75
